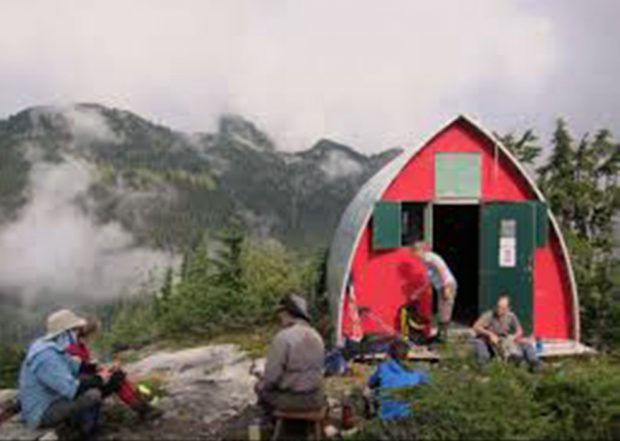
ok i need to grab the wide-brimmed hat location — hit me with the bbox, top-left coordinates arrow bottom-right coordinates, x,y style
43,309 -> 87,340
276,294 -> 311,322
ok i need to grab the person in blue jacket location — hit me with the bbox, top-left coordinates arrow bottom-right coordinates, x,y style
366,339 -> 430,420
19,309 -> 124,437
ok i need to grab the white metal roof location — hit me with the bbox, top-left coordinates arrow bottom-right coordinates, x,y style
326,114 -> 580,346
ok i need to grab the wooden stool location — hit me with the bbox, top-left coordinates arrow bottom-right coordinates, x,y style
271,407 -> 327,441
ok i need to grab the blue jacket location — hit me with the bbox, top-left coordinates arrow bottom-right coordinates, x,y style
19,337 -> 81,429
368,359 -> 430,420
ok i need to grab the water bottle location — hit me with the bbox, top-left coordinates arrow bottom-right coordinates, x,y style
535,337 -> 544,355
341,402 -> 354,430
248,417 -> 261,441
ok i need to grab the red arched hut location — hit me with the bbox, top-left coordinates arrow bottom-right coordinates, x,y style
327,115 -> 588,355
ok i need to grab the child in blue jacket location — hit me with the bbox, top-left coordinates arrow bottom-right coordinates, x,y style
366,339 -> 430,420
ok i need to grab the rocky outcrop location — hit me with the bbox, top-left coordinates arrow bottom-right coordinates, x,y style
0,390 -> 56,441
107,344 -> 264,440
1,344 -> 264,441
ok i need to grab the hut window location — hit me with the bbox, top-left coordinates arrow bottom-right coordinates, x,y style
401,203 -> 426,246
435,152 -> 481,199
372,201 -> 402,249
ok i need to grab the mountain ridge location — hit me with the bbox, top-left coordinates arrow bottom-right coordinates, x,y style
0,103 -> 402,251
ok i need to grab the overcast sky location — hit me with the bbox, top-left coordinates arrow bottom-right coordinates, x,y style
0,0 -> 618,152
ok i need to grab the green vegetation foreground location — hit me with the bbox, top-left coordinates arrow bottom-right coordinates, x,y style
356,354 -> 620,440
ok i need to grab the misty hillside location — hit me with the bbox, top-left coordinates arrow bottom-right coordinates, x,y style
0,103 -> 401,321
0,103 -> 400,250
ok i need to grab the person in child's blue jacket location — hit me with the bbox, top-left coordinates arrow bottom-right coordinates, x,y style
19,309 -> 124,436
366,339 -> 430,420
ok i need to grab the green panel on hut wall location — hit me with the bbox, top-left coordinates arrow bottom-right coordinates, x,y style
373,201 -> 402,250
435,152 -> 482,199
534,201 -> 549,247
424,204 -> 433,246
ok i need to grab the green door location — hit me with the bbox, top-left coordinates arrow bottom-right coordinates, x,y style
480,202 -> 536,333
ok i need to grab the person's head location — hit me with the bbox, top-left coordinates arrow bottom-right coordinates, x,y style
275,294 -> 311,327
78,315 -> 102,344
408,289 -> 420,303
388,339 -> 410,362
496,295 -> 511,317
412,241 -> 430,256
43,309 -> 87,345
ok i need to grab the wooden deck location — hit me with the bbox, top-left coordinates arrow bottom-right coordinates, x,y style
352,328 -> 596,362
537,339 -> 596,358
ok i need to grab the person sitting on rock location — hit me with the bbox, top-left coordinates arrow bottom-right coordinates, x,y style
19,309 -> 124,437
66,315 -> 162,421
255,294 -> 326,418
472,295 -> 541,372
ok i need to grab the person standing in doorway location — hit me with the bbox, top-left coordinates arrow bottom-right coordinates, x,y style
413,242 -> 458,342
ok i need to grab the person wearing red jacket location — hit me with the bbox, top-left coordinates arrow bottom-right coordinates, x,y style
66,317 -> 162,421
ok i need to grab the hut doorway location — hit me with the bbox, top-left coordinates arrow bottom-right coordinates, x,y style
432,204 -> 480,325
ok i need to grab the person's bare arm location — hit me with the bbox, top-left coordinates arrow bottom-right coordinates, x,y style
473,315 -> 499,344
510,315 -> 524,341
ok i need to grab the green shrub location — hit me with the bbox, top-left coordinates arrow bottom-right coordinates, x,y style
102,232 -> 318,349
357,357 -> 620,441
0,344 -> 25,388
98,297 -> 160,354
534,358 -> 620,440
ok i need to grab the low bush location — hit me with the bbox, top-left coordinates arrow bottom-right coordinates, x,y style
357,356 -> 620,441
100,232 -> 321,352
0,344 -> 25,388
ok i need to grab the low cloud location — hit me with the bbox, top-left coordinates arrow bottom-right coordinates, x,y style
0,158 -> 174,304
62,106 -> 122,144
26,105 -> 122,145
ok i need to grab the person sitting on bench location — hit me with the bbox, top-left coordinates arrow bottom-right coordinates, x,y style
472,295 -> 541,371
255,295 -> 326,419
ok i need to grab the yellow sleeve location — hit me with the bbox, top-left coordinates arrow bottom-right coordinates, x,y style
400,307 -> 409,339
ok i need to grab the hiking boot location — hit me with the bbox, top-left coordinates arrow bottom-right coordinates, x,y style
435,322 -> 450,344
137,403 -> 164,422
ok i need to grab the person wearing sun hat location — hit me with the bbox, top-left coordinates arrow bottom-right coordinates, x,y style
19,309 -> 121,436
255,294 -> 326,419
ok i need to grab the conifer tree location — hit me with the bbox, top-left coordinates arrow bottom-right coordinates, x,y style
535,119 -> 620,347
213,220 -> 246,292
496,129 -> 541,165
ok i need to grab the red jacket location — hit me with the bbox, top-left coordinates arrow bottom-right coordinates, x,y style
66,341 -> 92,363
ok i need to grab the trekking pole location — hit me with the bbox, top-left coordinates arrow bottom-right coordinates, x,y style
357,306 -> 417,351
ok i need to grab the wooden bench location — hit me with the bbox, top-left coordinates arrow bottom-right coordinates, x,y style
271,407 -> 327,441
